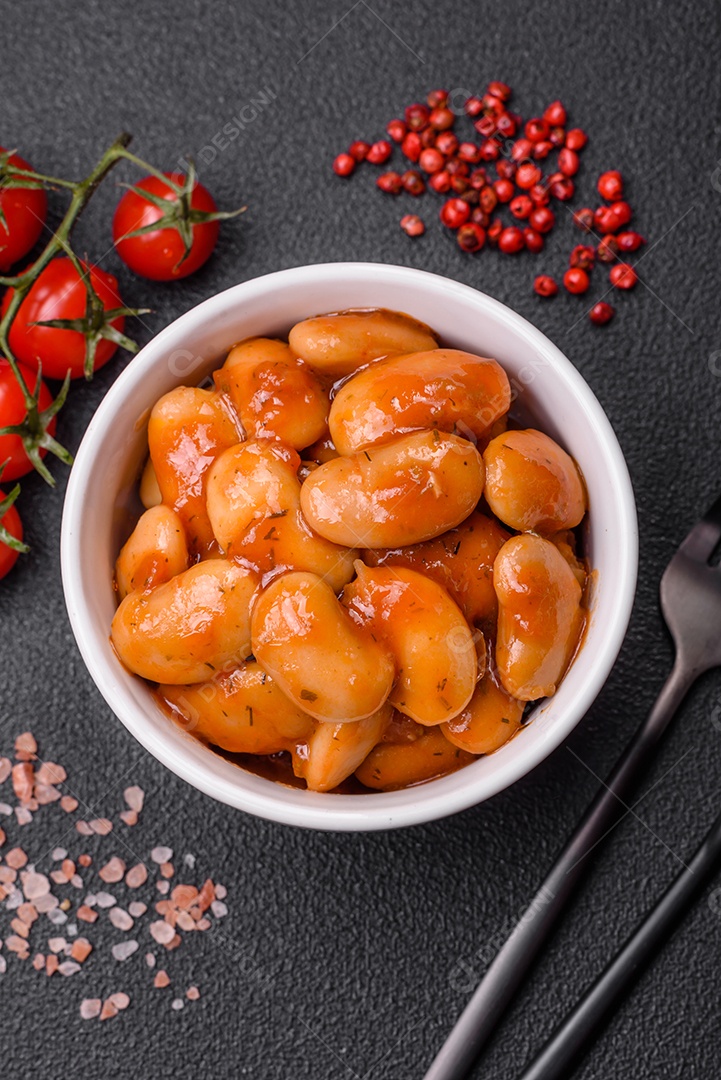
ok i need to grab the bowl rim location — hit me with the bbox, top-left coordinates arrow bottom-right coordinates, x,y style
61,262 -> 638,831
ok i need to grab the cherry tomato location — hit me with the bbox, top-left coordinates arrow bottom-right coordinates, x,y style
0,148 -> 48,272
0,494 -> 23,580
0,360 -> 55,479
113,173 -> 220,281
0,258 -> 125,379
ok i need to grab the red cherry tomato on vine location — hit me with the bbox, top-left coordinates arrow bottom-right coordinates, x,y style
0,258 -> 125,380
112,173 -> 220,281
0,148 -> 48,273
0,360 -> 55,480
0,495 -> 23,580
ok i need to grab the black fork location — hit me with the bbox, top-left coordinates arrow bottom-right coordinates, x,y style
424,493 -> 721,1080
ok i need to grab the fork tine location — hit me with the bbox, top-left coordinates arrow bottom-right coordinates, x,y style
677,491 -> 721,562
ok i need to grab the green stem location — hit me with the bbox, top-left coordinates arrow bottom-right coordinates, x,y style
0,132 -> 134,409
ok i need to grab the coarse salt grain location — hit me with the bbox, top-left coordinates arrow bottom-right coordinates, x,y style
109,991 -> 130,1011
215,884 -> 227,900
119,810 -> 138,827
60,795 -> 78,813
0,803 -> 13,816
124,786 -> 144,813
95,892 -> 117,909
12,763 -> 34,802
48,937 -> 67,954
6,848 -> 27,869
211,901 -> 228,919
70,938 -> 92,962
36,762 -> 66,785
34,894 -> 57,914
0,758 -> 11,784
183,853 -> 196,869
111,940 -> 138,962
109,908 -> 134,932
80,998 -> 101,1020
125,864 -> 148,889
47,909 -> 67,926
186,986 -> 200,1001
77,906 -> 98,924
129,902 -> 147,918
14,732 -> 37,759
51,847 -> 67,861
15,807 -> 33,826
171,998 -> 184,1011
99,857 -> 125,883
100,998 -> 118,1021
0,956 -> 6,974
154,970 -> 170,988
75,821 -> 93,836
151,846 -> 173,864
90,818 -> 113,836
149,921 -> 175,946
58,961 -> 81,976
156,880 -> 170,895
21,871 -> 50,900
145,952 -> 156,968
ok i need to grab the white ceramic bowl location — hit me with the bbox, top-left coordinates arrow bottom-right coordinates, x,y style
61,263 -> 637,831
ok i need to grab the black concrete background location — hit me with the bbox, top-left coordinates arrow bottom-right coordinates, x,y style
1,1 -> 721,1077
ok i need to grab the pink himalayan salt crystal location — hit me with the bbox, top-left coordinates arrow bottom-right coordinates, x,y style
6,848 -> 27,869
11,763 -> 34,802
154,970 -> 170,988
58,961 -> 81,976
80,999 -> 102,1020
90,819 -> 113,836
48,937 -> 67,954
129,902 -> 147,918
186,986 -> 200,1001
151,846 -> 172,865
100,998 -> 118,1021
34,894 -> 58,914
14,732 -> 37,760
119,810 -> 138,827
109,992 -> 130,1011
99,857 -> 126,884
156,880 -> 169,896
95,892 -> 117,909
21,871 -> 50,900
15,807 -> 32,826
32,953 -> 45,971
60,795 -> 78,813
36,762 -> 66,785
171,998 -> 184,1011
0,758 -> 11,784
125,864 -> 148,889
145,952 -> 156,969
109,908 -> 134,932
111,940 -> 138,962
34,785 -> 61,806
149,920 -> 175,946
123,786 -> 144,813
75,821 -> 93,836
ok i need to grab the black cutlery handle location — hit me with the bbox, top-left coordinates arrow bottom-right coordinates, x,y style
518,806 -> 721,1080
423,661 -> 693,1080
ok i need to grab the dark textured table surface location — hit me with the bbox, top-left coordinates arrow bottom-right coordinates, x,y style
2,1 -> 721,1077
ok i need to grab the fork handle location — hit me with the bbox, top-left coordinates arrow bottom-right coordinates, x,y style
423,660 -> 694,1080
518,805 -> 721,1079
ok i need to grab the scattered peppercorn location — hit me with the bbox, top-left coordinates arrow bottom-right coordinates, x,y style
332,83 -> 645,326
597,170 -> 623,200
400,214 -> 425,237
609,263 -> 638,289
563,267 -> 590,294
534,274 -> 559,297
590,301 -> 615,325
